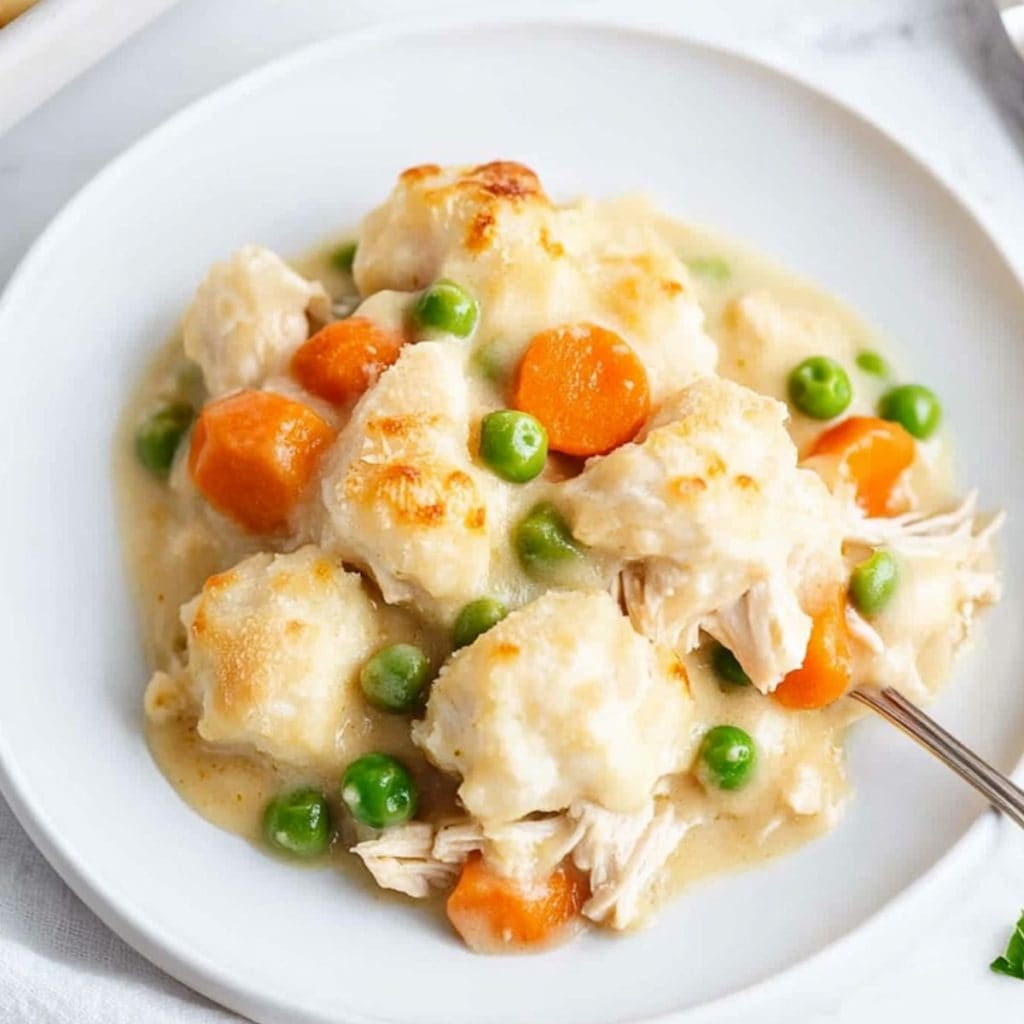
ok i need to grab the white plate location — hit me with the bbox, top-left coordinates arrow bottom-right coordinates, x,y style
1,15 -> 1023,1024
0,0 -> 181,135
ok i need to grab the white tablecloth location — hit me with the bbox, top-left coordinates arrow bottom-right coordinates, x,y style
0,797 -> 240,1022
3,1 -> 1024,1020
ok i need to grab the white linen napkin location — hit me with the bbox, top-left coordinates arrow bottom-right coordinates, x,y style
0,796 -> 242,1023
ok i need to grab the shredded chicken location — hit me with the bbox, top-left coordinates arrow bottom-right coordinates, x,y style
351,818 -> 579,898
625,567 -> 813,691
568,800 -> 701,929
844,605 -> 932,702
845,605 -> 886,655
620,560 -> 701,652
182,245 -> 331,396
843,493 -> 1002,700
564,377 -> 846,692
351,823 -> 460,899
351,808 -> 697,930
431,821 -> 486,865
852,493 -> 1004,631
847,491 -> 1003,562
483,818 -> 583,881
698,574 -> 812,692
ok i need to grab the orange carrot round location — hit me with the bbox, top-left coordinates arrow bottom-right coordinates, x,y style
188,390 -> 334,534
808,416 -> 915,517
773,590 -> 852,710
446,853 -> 588,953
513,323 -> 650,457
291,316 -> 404,405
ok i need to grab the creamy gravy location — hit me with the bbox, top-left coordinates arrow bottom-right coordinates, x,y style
117,208 -> 968,926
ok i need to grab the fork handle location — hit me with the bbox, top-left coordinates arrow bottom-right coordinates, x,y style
850,685 -> 1024,831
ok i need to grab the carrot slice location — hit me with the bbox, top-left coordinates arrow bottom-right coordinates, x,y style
188,390 -> 334,534
446,853 -> 588,953
513,323 -> 650,456
808,416 -> 914,518
773,590 -> 852,710
290,316 -> 404,404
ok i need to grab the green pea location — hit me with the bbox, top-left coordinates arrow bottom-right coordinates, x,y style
849,549 -> 899,616
134,402 -> 194,477
787,356 -> 852,420
513,502 -> 583,577
360,644 -> 431,713
878,384 -> 941,440
452,597 -> 508,650
263,787 -> 333,857
711,643 -> 751,688
413,279 -> 479,338
341,753 -> 418,829
329,241 -> 358,273
686,256 -> 732,283
699,725 -> 757,791
855,350 -> 889,378
480,410 -> 548,483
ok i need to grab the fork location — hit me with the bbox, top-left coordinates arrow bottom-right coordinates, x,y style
851,685 -> 1024,829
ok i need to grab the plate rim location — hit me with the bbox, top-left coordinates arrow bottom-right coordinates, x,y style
0,12 -> 1021,1023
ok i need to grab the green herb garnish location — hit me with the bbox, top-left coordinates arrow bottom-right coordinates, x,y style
991,910 -> 1024,979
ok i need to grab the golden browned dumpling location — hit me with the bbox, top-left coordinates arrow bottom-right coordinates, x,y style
353,161 -> 553,296
354,162 -> 716,401
412,590 -> 695,825
562,376 -> 846,690
181,545 -> 380,766
319,340 -> 503,621
183,245 -> 331,396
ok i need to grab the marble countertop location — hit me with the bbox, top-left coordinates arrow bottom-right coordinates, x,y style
2,1 -> 1024,1020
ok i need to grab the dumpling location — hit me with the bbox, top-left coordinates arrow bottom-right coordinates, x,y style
183,245 -> 331,396
412,590 -> 694,825
181,545 -> 380,767
354,163 -> 716,401
319,340 -> 500,621
561,376 -> 846,690
353,161 -> 553,296
580,196 -> 718,402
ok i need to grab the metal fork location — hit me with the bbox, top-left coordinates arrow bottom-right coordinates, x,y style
851,685 -> 1024,829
